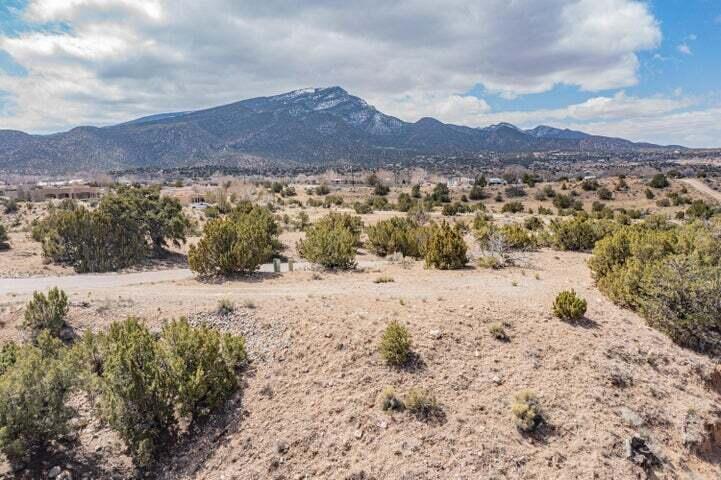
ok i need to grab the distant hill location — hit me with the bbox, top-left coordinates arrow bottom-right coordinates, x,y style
0,86 -> 681,173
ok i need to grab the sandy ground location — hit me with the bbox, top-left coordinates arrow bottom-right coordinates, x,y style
681,178 -> 721,203
2,250 -> 721,479
1,178 -> 720,479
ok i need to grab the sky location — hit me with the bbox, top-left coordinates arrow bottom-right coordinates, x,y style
0,0 -> 720,147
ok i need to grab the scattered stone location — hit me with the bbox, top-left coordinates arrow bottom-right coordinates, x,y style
48,466 -> 62,479
609,367 -> 633,388
625,436 -> 661,470
354,429 -> 363,440
429,329 -> 443,340
492,375 -> 503,385
58,326 -> 75,342
619,407 -> 644,427
275,440 -> 289,454
682,409 -> 721,454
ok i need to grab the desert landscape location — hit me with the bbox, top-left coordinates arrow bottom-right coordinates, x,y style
2,173 -> 721,479
2,2 -> 721,478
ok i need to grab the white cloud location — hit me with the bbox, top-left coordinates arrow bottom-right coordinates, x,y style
677,42 -> 692,55
0,0 -> 661,133
383,91 -> 692,128
3,0 -> 717,148
379,91 -> 721,148
563,108 -> 721,148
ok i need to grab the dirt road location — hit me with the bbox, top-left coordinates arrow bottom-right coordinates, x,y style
681,178 -> 721,202
0,260 -> 385,296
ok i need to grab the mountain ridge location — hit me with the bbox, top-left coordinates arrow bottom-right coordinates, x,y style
0,86 -> 683,173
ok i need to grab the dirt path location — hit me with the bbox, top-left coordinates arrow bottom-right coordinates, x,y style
0,260 -> 385,296
681,178 -> 721,202
1,250 -> 720,479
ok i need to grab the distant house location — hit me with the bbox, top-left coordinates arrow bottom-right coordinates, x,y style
488,177 -> 507,186
448,176 -> 472,187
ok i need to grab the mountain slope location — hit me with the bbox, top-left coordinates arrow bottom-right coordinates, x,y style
0,87 -> 677,173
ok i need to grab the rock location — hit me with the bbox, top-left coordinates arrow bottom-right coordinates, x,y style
625,436 -> 661,470
48,466 -> 62,479
682,410 -> 721,454
354,429 -> 363,440
58,326 -> 75,342
275,440 -> 289,454
619,407 -> 644,427
492,375 -> 503,385
429,329 -> 443,340
57,471 -> 73,480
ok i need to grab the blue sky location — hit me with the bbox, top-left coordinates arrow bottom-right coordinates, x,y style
1,0 -> 720,146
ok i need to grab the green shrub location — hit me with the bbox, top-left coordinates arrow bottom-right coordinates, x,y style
424,221 -> 468,270
489,323 -> 509,341
94,318 -> 176,467
33,187 -> 189,272
3,199 -> 18,214
686,200 -> 715,219
441,203 -> 458,216
504,186 -> 527,198
315,184 -> 330,195
549,217 -> 617,251
216,298 -> 235,315
0,334 -> 76,463
374,275 -> 395,284
511,390 -> 543,432
379,320 -> 412,366
552,290 -> 587,321
396,193 -> 414,212
589,221 -> 721,353
411,184 -> 422,198
0,222 -> 8,249
472,214 -> 495,247
649,174 -> 669,189
298,213 -> 359,269
34,205 -> 148,273
639,256 -> 721,354
379,387 -> 405,412
189,206 -> 277,277
367,195 -> 390,210
102,186 -> 190,256
431,183 -> 450,203
0,342 -> 19,376
374,183 -> 390,196
499,224 -> 536,250
522,173 -> 538,187
323,194 -> 344,207
469,185 -> 486,200
597,187 -> 613,200
477,254 -> 504,269
353,202 -> 373,214
160,318 -> 246,420
552,194 -> 573,209
405,389 -> 440,420
581,179 -> 598,191
23,287 -> 69,341
501,201 -> 524,214
524,216 -> 543,231
538,206 -> 553,215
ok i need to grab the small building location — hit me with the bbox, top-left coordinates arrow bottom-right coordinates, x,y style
488,177 -> 507,186
38,186 -> 104,201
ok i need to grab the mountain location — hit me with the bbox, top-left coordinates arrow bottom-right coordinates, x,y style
0,87 -> 678,173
